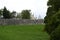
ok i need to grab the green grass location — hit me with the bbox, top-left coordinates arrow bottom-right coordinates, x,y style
0,24 -> 49,40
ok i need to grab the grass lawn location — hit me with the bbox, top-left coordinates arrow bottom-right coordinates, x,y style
0,24 -> 49,40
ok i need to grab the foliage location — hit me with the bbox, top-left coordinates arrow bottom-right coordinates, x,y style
50,10 -> 60,40
47,0 -> 60,11
0,7 -> 31,19
50,25 -> 60,40
21,10 -> 31,19
45,0 -> 60,39
44,0 -> 60,34
0,9 -> 3,16
3,7 -> 11,19
0,7 -> 17,19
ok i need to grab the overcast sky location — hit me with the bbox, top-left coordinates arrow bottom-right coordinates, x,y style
0,0 -> 48,19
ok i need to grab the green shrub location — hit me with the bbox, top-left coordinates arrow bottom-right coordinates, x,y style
50,25 -> 60,40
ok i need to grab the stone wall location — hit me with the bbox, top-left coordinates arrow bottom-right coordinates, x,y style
0,19 -> 44,25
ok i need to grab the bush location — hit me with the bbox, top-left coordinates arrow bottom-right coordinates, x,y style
50,25 -> 60,40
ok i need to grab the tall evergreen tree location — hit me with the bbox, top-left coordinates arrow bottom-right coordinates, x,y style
3,7 -> 11,19
44,0 -> 60,34
0,9 -> 3,17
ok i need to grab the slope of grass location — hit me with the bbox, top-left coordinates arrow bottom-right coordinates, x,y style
0,24 -> 49,40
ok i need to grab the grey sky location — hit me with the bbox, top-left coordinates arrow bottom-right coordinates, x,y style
0,0 -> 48,19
